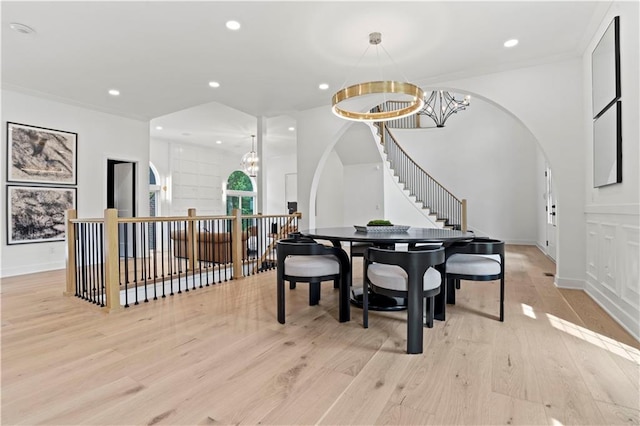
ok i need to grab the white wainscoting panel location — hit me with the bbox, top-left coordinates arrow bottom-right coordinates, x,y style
621,225 -> 639,310
599,223 -> 617,293
584,209 -> 640,341
586,221 -> 599,281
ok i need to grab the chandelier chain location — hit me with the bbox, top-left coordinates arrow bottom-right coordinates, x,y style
332,31 -> 424,122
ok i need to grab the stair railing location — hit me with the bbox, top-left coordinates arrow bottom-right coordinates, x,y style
375,118 -> 467,231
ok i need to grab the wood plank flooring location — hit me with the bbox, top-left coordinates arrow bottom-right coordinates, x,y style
1,245 -> 638,425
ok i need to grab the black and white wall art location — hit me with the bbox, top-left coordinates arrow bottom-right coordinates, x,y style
7,122 -> 77,185
593,101 -> 622,187
6,185 -> 77,245
592,16 -> 622,187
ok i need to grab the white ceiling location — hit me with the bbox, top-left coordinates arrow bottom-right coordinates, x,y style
1,1 -> 610,157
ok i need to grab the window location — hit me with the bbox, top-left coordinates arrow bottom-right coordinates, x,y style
226,170 -> 256,216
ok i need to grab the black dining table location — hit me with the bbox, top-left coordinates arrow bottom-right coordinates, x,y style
299,227 -> 474,353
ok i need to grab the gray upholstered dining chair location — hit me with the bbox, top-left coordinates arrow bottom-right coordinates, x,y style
363,246 -> 445,354
276,236 -> 350,324
445,237 -> 505,321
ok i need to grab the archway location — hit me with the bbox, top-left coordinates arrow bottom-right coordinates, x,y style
309,88 -> 559,269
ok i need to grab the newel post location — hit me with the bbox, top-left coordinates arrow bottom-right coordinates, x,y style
104,208 -> 123,312
461,199 -> 468,233
232,208 -> 243,278
64,209 -> 77,296
187,208 -> 198,268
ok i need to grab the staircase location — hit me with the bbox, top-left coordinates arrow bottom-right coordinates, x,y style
371,104 -> 467,231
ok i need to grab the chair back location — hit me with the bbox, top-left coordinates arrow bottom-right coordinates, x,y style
446,238 -> 504,258
276,238 -> 351,278
365,246 -> 445,277
277,237 -> 338,257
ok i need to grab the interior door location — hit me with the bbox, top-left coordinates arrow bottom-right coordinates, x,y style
107,160 -> 136,256
113,163 -> 134,218
545,166 -> 557,261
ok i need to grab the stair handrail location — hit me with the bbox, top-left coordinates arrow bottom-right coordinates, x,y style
378,122 -> 461,203
251,213 -> 300,274
373,114 -> 467,231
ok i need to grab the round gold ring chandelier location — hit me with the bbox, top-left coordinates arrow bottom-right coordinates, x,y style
331,32 -> 424,122
332,81 -> 425,121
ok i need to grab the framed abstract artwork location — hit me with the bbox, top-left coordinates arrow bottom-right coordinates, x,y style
7,122 -> 77,185
6,185 -> 77,245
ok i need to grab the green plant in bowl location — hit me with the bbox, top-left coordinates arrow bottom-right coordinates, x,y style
367,219 -> 393,226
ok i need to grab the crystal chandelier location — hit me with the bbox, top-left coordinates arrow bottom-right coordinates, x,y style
332,32 -> 424,122
241,135 -> 259,177
420,90 -> 470,127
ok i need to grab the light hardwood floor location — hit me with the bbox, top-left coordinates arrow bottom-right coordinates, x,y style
1,245 -> 638,425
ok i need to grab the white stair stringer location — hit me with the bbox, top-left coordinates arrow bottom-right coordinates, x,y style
366,123 -> 443,228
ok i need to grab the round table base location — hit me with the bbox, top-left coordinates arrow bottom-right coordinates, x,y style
350,289 -> 407,312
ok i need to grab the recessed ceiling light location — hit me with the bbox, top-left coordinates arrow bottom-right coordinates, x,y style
226,20 -> 241,30
155,126 -> 163,130
209,81 -> 220,88
504,39 -> 519,48
318,83 -> 329,90
216,140 -> 222,144
108,89 -> 120,96
288,127 -> 295,131
9,22 -> 35,34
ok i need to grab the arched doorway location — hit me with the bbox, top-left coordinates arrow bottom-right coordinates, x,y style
148,163 -> 161,250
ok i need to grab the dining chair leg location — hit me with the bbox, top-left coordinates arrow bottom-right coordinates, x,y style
309,282 -> 320,306
425,297 -> 434,328
333,278 -> 339,289
446,278 -> 456,305
290,281 -> 296,290
363,261 -> 369,329
433,264 -> 446,321
406,278 -> 424,354
499,275 -> 505,322
339,268 -> 351,323
277,277 -> 285,324
455,279 -> 461,290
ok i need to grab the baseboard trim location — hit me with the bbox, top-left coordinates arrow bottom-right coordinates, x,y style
0,261 -> 65,278
554,276 -> 584,289
535,243 -> 557,263
504,239 -> 537,246
585,281 -> 640,342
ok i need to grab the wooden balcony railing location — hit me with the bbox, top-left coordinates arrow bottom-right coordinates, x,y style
65,209 -> 301,312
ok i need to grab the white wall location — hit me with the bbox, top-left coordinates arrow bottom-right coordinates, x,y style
1,90 -> 149,277
265,153 -> 296,215
295,106 -> 350,229
391,97 -> 539,244
315,151 -> 344,228
343,163 -> 384,226
582,1 -> 639,339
